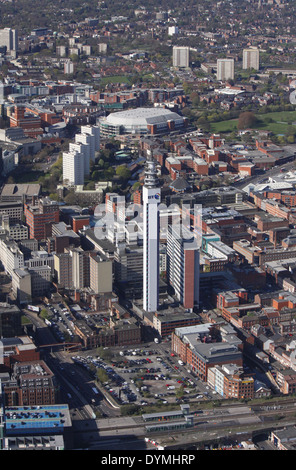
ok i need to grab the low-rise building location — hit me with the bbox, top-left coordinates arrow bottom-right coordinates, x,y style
207,363 -> 255,399
171,324 -> 243,382
3,360 -> 59,406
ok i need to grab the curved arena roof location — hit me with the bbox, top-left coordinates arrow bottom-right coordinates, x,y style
105,107 -> 184,126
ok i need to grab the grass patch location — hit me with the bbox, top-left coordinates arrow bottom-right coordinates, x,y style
210,110 -> 296,136
100,75 -> 132,85
210,119 -> 238,133
21,315 -> 32,325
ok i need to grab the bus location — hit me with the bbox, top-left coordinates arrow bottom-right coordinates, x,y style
28,305 -> 40,313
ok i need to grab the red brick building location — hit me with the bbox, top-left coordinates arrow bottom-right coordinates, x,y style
172,327 -> 243,382
72,215 -> 90,233
3,360 -> 58,406
24,197 -> 59,240
9,105 -> 43,138
0,336 -> 40,373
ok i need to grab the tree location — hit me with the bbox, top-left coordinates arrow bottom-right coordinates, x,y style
175,385 -> 185,399
120,404 -> 140,416
132,181 -> 141,191
85,181 -> 95,190
115,165 -> 131,181
40,309 -> 49,320
96,346 -> 113,362
237,112 -> 258,130
64,191 -> 76,205
96,368 -> 109,383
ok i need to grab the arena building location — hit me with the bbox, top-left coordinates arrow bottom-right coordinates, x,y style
99,107 -> 188,137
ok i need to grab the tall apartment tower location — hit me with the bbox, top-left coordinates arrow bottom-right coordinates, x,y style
173,46 -> 190,68
64,60 -> 74,75
80,125 -> 100,163
167,226 -> 200,310
0,28 -> 18,56
63,125 -> 100,185
243,48 -> 260,71
62,149 -> 85,186
143,155 -> 160,312
217,58 -> 235,81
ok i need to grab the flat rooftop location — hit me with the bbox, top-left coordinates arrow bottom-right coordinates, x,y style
4,405 -> 72,433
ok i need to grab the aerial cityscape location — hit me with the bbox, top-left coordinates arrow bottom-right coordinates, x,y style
1,0 -> 296,454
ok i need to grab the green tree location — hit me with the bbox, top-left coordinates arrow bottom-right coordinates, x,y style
96,368 -> 109,383
64,191 -> 76,205
120,404 -> 140,416
175,385 -> 185,399
237,112 -> 258,130
85,181 -> 95,190
96,346 -> 113,362
40,309 -> 49,320
115,165 -> 131,181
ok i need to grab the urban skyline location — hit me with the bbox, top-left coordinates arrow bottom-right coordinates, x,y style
0,0 -> 295,455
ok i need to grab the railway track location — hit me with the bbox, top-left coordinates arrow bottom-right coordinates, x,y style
72,399 -> 296,440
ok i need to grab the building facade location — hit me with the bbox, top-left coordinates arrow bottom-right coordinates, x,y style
172,46 -> 190,68
24,197 -> 59,240
217,58 -> 235,81
243,48 -> 260,71
167,226 -> 200,310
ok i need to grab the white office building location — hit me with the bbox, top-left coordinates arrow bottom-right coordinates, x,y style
0,238 -> 24,276
168,26 -> 179,36
12,267 -> 32,305
217,58 -> 235,81
143,155 -> 160,312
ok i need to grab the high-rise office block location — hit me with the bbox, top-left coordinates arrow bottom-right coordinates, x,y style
54,252 -> 73,289
74,135 -> 92,177
143,155 -> 160,312
0,303 -> 22,338
12,267 -> 32,305
70,247 -> 89,290
167,225 -> 200,310
217,58 -> 235,81
173,46 -> 190,68
24,197 -> 59,241
243,48 -> 260,71
89,252 -> 112,294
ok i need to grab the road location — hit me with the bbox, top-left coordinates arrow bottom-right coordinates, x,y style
24,309 -> 119,420
23,310 -> 296,450
34,152 -> 60,172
